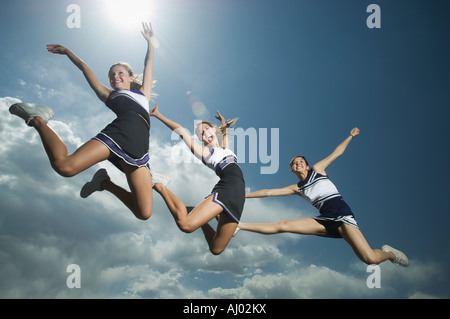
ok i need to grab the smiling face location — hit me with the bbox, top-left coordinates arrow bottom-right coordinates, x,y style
108,64 -> 134,90
289,156 -> 310,175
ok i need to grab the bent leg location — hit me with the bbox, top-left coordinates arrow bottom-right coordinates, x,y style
33,117 -> 110,176
186,196 -> 223,233
201,212 -> 238,255
119,163 -> 153,220
153,183 -> 189,228
153,186 -> 234,255
101,178 -> 136,216
154,184 -> 222,233
339,223 -> 395,265
238,218 -> 328,236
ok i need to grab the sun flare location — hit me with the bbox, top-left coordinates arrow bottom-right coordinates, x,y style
102,0 -> 156,30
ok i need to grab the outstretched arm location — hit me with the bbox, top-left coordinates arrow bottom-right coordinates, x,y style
215,111 -> 229,148
139,22 -> 155,101
312,127 -> 360,175
47,44 -> 111,102
215,111 -> 238,149
150,104 -> 205,160
246,184 -> 298,198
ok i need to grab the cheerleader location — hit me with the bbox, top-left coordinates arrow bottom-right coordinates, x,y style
236,128 -> 409,266
150,104 -> 244,255
9,23 -> 168,220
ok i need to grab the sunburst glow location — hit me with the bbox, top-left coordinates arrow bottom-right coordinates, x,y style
102,0 -> 156,30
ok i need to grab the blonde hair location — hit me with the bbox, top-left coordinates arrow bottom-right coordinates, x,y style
195,118 -> 239,144
108,62 -> 158,100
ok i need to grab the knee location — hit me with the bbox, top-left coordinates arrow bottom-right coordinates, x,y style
135,206 -> 152,220
275,220 -> 289,233
210,246 -> 225,256
53,162 -> 78,178
178,222 -> 195,234
176,210 -> 196,233
360,253 -> 381,265
137,210 -> 152,221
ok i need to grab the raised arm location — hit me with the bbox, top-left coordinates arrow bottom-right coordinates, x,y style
139,22 -> 155,101
150,104 -> 205,160
246,184 -> 298,198
215,111 -> 238,149
47,45 -> 111,102
215,111 -> 229,148
312,127 -> 360,175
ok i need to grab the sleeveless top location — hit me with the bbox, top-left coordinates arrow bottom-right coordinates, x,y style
297,170 -> 343,214
203,147 -> 238,176
94,89 -> 151,171
107,89 -> 149,112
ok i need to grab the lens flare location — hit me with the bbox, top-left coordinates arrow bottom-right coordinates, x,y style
192,101 -> 209,119
102,0 -> 156,30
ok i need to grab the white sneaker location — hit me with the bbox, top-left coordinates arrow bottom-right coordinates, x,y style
9,102 -> 54,126
382,245 -> 409,267
80,169 -> 110,198
151,171 -> 171,187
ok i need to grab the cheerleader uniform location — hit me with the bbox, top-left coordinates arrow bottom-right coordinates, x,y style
94,89 -> 151,172
203,147 -> 245,223
297,170 -> 358,238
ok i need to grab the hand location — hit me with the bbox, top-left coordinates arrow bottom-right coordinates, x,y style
350,127 -> 360,137
47,44 -> 68,55
215,110 -> 226,126
216,110 -> 239,130
149,103 -> 160,117
141,22 -> 154,43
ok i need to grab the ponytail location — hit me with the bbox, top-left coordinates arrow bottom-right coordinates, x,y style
108,63 -> 158,101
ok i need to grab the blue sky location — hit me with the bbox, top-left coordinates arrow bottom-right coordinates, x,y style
0,0 -> 449,299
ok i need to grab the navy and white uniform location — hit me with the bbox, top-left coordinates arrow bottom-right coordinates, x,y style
94,89 -> 151,172
297,170 -> 358,238
203,147 -> 245,223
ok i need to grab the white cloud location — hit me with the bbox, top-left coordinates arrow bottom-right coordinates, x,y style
0,96 -> 447,299
409,292 -> 441,299
208,265 -> 374,299
0,95 -> 299,298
